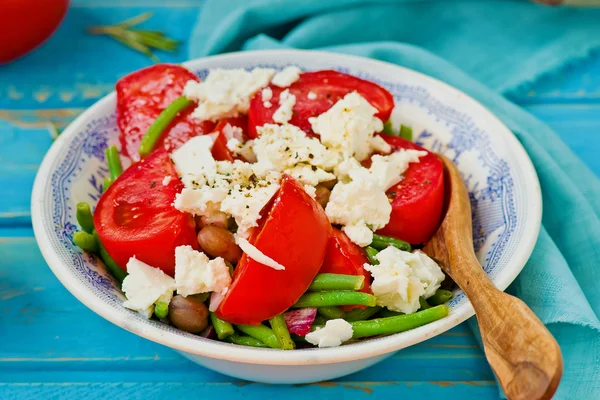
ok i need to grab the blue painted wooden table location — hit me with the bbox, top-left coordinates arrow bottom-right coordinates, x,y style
1,1 -> 599,398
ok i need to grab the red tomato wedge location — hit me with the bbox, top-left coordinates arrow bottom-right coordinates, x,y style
376,136 -> 445,245
320,228 -> 372,310
94,149 -> 198,277
216,175 -> 332,325
248,70 -> 394,138
210,116 -> 249,162
116,64 -> 215,160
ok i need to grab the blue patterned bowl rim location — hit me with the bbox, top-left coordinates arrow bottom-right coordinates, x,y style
31,50 -> 542,365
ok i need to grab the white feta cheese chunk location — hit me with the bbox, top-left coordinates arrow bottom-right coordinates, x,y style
226,138 -> 257,162
369,149 -> 427,190
184,68 -> 275,121
342,224 -> 373,248
122,257 -> 176,319
171,135 -> 215,187
285,164 -> 336,187
237,236 -> 285,270
309,91 -> 384,161
272,89 -> 296,124
364,247 -> 445,314
174,245 -> 231,297
263,101 -> 272,108
271,66 -> 302,88
370,135 -> 392,154
305,319 -> 353,348
261,87 -> 273,102
162,176 -> 172,186
307,91 -> 317,100
254,123 -> 339,173
222,123 -> 244,140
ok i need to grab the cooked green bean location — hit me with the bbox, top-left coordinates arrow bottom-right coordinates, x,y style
236,324 -> 280,349
293,291 -> 376,308
317,306 -> 345,320
349,306 -> 449,338
399,124 -> 413,141
308,273 -> 364,291
377,308 -> 404,318
364,246 -> 379,265
427,289 -> 453,306
419,297 -> 431,310
382,120 -> 395,135
313,315 -> 328,326
370,234 -> 412,252
154,301 -> 169,319
344,306 -> 382,322
139,96 -> 193,156
269,314 -> 295,350
224,333 -> 269,348
76,202 -> 95,234
290,334 -> 307,343
105,146 -> 123,181
210,312 -> 234,340
73,231 -> 98,253
94,231 -> 127,282
103,177 -> 113,192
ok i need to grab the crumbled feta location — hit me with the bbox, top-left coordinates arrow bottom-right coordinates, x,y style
184,68 -> 275,121
272,89 -> 296,124
342,224 -> 373,248
122,257 -> 176,318
174,245 -> 231,297
237,236 -> 285,270
261,87 -> 273,102
367,149 -> 426,190
271,66 -> 302,88
222,123 -> 244,140
263,101 -> 272,108
162,176 -> 172,186
305,319 -> 353,348
309,92 -> 384,161
285,164 -> 336,187
370,135 -> 392,154
171,135 -> 215,187
226,138 -> 257,162
307,91 -> 317,100
364,247 -> 445,314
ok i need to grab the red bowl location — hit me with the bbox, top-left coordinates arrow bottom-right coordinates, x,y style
0,0 -> 69,64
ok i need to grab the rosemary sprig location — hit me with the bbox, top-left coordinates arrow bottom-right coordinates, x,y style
87,12 -> 180,63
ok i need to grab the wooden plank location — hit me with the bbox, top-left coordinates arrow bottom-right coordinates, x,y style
0,381 -> 498,399
0,238 -> 494,386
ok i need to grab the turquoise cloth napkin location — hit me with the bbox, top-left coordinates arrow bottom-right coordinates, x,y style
188,1 -> 600,398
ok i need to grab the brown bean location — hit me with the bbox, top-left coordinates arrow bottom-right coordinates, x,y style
197,225 -> 242,264
314,185 -> 331,209
200,211 -> 230,229
319,179 -> 337,190
168,295 -> 209,333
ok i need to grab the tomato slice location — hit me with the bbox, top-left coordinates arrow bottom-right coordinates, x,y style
116,64 -> 215,160
376,136 -> 445,245
209,116 -> 249,162
320,228 -> 372,311
248,70 -> 394,138
216,175 -> 332,325
94,149 -> 198,276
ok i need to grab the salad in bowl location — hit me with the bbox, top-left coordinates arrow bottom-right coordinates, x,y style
32,50 -> 541,383
76,63 -> 450,349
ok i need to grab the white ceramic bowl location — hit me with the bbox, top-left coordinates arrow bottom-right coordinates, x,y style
32,50 -> 542,384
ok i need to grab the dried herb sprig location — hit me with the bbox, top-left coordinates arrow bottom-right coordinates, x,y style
88,12 -> 180,63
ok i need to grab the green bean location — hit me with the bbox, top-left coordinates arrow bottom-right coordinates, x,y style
103,177 -> 113,192
364,246 -> 379,265
427,289 -> 453,306
105,146 -> 123,181
139,96 -> 193,156
76,202 -> 95,234
73,231 -> 99,253
419,297 -> 431,310
344,306 -> 382,322
399,124 -> 413,141
349,306 -> 449,338
377,308 -> 404,318
382,120 -> 395,135
290,334 -> 307,344
308,273 -> 364,291
313,315 -> 328,326
210,312 -> 234,340
269,314 -> 295,350
317,306 -> 345,320
224,333 -> 269,348
154,301 -> 169,319
370,234 -> 412,252
94,231 -> 127,282
236,324 -> 280,349
293,291 -> 376,308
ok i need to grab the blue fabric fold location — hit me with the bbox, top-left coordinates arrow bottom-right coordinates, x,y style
188,1 -> 600,398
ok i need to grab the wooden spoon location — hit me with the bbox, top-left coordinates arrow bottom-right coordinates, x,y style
423,154 -> 563,400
